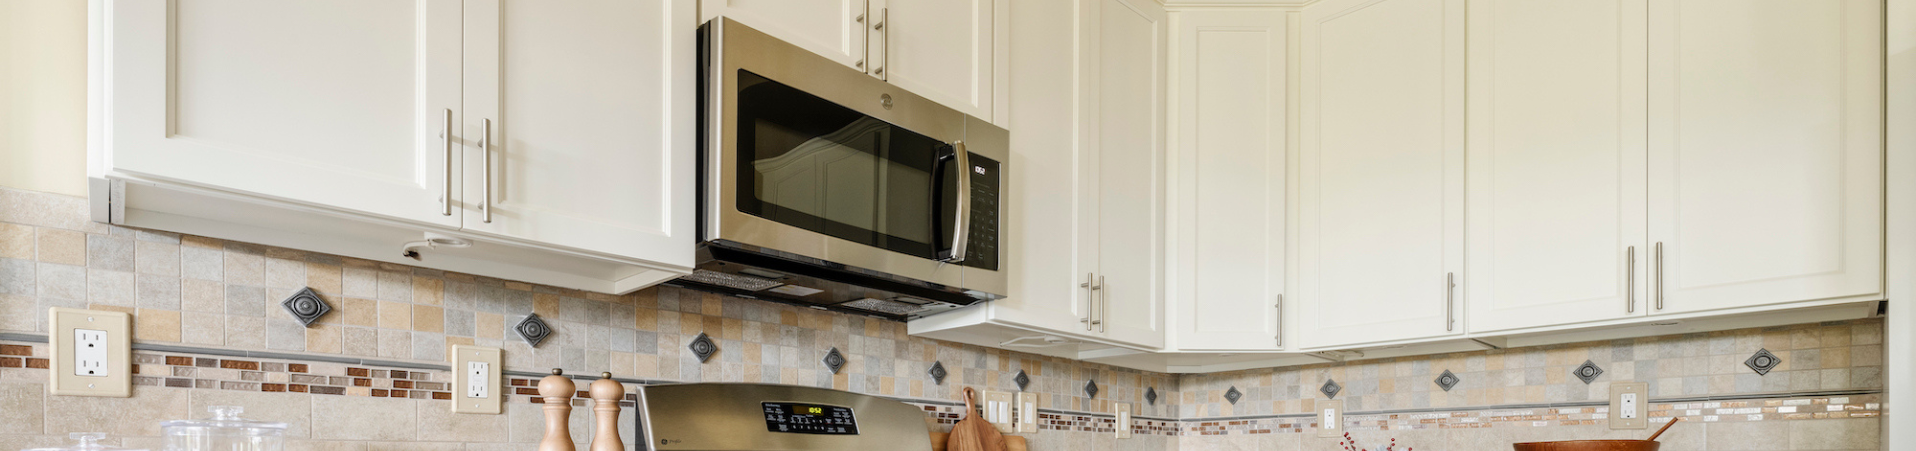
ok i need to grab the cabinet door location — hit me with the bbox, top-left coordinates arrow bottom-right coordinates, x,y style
1464,0 -> 1649,333
1092,0 -> 1167,349
1298,0 -> 1464,349
1170,9 -> 1287,350
103,1 -> 463,228
699,0 -> 869,71
460,0 -> 697,270
1646,0 -> 1883,314
992,0 -> 1099,334
877,0 -> 996,120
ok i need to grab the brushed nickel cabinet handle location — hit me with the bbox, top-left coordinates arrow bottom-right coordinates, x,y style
1096,275 -> 1107,333
1445,273 -> 1456,332
1626,246 -> 1636,313
1275,294 -> 1285,346
1654,242 -> 1664,310
442,109 -> 453,217
1081,273 -> 1095,331
480,118 -> 493,224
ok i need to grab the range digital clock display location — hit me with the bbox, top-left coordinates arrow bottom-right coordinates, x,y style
762,402 -> 859,435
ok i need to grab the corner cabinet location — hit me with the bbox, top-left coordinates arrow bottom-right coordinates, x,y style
1167,8 -> 1289,351
91,0 -> 696,294
911,0 -> 1167,351
1296,0 -> 1465,350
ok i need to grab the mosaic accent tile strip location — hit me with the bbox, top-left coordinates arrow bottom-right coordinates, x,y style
1178,394 -> 1881,436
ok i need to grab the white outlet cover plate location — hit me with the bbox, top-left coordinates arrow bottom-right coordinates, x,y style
451,345 -> 503,414
1316,400 -> 1344,438
48,308 -> 131,397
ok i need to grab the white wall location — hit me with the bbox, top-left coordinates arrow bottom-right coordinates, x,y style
0,0 -> 88,197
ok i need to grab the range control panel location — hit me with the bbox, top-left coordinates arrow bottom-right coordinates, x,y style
762,402 -> 859,435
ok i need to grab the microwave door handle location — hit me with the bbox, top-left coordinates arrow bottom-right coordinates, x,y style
941,141 -> 972,264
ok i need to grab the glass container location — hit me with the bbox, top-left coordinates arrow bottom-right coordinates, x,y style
159,406 -> 287,451
22,432 -> 148,451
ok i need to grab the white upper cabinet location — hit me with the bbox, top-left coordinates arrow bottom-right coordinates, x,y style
102,0 -> 464,228
1092,0 -> 1168,349
1169,8 -> 1287,351
1464,0 -> 1649,333
877,0 -> 999,121
1298,0 -> 1464,349
460,0 -> 696,269
699,0 -> 869,70
1646,0 -> 1883,314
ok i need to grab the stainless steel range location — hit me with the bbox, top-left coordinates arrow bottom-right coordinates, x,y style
635,383 -> 932,451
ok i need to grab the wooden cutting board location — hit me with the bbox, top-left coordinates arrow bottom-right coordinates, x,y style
931,432 -> 1027,451
945,388 -> 1008,451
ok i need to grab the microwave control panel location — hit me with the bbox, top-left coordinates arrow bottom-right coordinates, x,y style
964,154 -> 1001,271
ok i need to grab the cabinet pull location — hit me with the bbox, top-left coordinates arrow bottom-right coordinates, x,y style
1654,242 -> 1664,310
480,118 -> 493,224
1081,273 -> 1095,331
1445,273 -> 1456,332
441,109 -> 453,217
1275,294 -> 1284,347
1096,275 -> 1107,333
1626,246 -> 1636,313
872,8 -> 888,81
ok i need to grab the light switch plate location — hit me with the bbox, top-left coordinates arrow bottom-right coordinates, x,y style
1015,392 -> 1038,433
48,308 -> 131,397
984,391 -> 1015,433
450,345 -> 503,414
1316,400 -> 1344,438
1114,402 -> 1133,439
1609,382 -> 1648,429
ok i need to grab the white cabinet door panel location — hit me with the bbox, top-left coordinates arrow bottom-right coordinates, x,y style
1465,0 -> 1649,332
461,0 -> 696,268
1093,0 -> 1167,349
106,0 -> 463,228
1171,9 -> 1287,350
881,0 -> 995,120
701,0 -> 869,71
994,0 -> 1098,334
1647,0 -> 1883,313
1299,0 -> 1464,349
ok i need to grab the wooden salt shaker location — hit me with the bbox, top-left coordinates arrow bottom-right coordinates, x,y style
537,368 -> 577,451
589,372 -> 625,451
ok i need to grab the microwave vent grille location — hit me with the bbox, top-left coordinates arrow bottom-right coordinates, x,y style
839,298 -> 923,316
680,269 -> 785,292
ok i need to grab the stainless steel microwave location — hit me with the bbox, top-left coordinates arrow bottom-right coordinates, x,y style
682,18 -> 1007,320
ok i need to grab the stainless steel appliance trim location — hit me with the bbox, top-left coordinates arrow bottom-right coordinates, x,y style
442,108 -> 453,217
480,118 -> 492,224
637,382 -> 932,451
703,18 -> 1007,298
1626,245 -> 1635,313
943,141 -> 972,263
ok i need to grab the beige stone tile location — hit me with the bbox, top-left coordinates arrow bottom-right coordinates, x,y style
343,297 -> 378,327
311,394 -> 415,441
226,315 -> 267,349
43,384 -> 189,436
379,329 -> 412,359
344,327 -> 379,356
180,235 -> 221,249
306,262 -> 343,295
534,293 -> 561,317
412,276 -> 442,306
181,278 -> 223,313
135,308 -> 182,342
224,252 -> 265,286
413,305 -> 444,333
0,382 -> 43,434
36,228 -> 86,266
189,390 -> 313,439
1788,418 -> 1877,450
307,323 -> 343,354
475,312 -> 503,340
342,268 -> 379,298
134,240 -> 180,276
182,311 -> 223,345
380,300 -> 413,330
415,395 -> 509,442
377,271 -> 412,302
180,246 -> 223,281
1707,419 -> 1790,450
266,257 -> 307,289
0,223 -> 32,260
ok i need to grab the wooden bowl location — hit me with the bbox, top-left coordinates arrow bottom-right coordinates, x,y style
1512,440 -> 1661,451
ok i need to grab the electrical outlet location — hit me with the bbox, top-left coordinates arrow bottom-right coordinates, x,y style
49,308 -> 131,397
1316,400 -> 1344,438
1610,382 -> 1648,429
984,391 -> 1014,433
450,345 -> 503,414
1015,392 -> 1038,433
1114,402 -> 1133,439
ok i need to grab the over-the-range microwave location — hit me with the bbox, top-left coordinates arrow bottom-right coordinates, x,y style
680,18 -> 1008,320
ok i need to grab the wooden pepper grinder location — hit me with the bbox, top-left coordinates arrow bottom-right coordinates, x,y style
537,368 -> 577,451
588,372 -> 625,451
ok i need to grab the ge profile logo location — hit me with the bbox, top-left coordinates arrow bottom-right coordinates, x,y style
659,438 -> 681,445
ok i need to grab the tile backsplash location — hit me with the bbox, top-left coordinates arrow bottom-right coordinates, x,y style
0,186 -> 1887,450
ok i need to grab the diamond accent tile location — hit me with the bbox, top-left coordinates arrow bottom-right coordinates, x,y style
928,361 -> 948,385
1746,348 -> 1780,376
1145,387 -> 1158,405
822,347 -> 846,374
1013,370 -> 1030,391
513,313 -> 553,348
1084,379 -> 1099,399
1435,369 -> 1460,392
688,333 -> 718,363
1573,360 -> 1605,384
279,287 -> 331,327
1224,386 -> 1242,405
1320,379 -> 1342,400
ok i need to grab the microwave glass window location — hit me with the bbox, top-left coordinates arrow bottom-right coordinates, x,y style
735,70 -> 945,258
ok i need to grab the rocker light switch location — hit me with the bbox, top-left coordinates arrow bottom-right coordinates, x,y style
1610,382 -> 1648,429
451,345 -> 503,414
1015,392 -> 1038,433
1114,402 -> 1134,439
984,391 -> 1015,433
